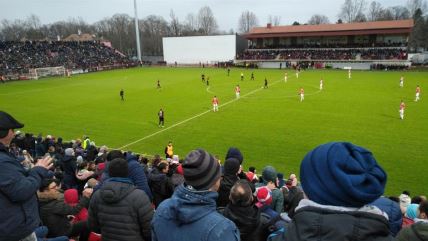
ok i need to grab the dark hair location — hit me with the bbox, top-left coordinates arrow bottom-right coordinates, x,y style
152,155 -> 161,167
108,158 -> 128,178
388,196 -> 400,203
140,157 -> 149,165
419,200 -> 428,216
402,190 -> 411,196
39,178 -> 58,192
106,150 -> 124,162
229,180 -> 253,207
78,161 -> 88,170
412,196 -> 424,204
248,166 -> 256,173
0,129 -> 8,139
157,161 -> 169,172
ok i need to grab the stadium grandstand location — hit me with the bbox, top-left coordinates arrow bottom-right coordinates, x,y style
0,37 -> 138,80
237,19 -> 414,70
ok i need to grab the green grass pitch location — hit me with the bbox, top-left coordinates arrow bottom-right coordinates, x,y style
1,67 -> 427,196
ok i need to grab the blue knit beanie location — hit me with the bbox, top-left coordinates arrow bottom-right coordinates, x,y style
371,197 -> 402,236
225,147 -> 243,164
300,142 -> 387,207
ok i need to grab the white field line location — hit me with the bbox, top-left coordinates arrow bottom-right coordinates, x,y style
118,78 -> 284,150
206,86 -> 216,94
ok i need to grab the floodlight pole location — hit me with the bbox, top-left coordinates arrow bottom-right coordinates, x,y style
134,0 -> 142,63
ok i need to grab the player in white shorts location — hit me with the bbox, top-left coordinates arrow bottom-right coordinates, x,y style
415,85 -> 421,102
212,96 -> 219,112
235,85 -> 240,99
320,79 -> 323,90
399,100 -> 405,120
399,76 -> 404,88
284,72 -> 288,82
348,69 -> 352,79
299,88 -> 304,102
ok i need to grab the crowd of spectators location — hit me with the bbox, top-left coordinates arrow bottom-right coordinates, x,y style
248,42 -> 407,49
0,41 -> 137,76
1,111 -> 427,241
237,48 -> 408,61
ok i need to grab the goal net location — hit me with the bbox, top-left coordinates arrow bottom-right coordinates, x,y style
28,66 -> 67,80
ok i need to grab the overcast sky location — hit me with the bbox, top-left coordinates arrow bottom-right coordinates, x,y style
1,0 -> 407,31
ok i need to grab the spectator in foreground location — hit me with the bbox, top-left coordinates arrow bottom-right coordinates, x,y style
0,111 -> 53,241
217,157 -> 241,207
371,197 -> 403,236
285,142 -> 393,241
396,200 -> 428,240
256,166 -> 284,213
151,149 -> 240,241
88,158 -> 153,241
38,179 -> 91,240
149,160 -> 174,208
221,180 -> 270,241
96,150 -> 152,200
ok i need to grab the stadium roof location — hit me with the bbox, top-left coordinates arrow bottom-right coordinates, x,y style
245,19 -> 414,39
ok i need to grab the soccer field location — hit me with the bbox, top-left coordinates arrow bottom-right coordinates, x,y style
1,67 -> 427,195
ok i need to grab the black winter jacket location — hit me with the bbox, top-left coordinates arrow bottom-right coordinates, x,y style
221,204 -> 270,241
285,200 -> 394,241
148,169 -> 174,208
88,178 -> 153,241
38,192 -> 89,238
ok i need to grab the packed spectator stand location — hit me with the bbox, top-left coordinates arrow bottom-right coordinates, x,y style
236,44 -> 408,61
0,40 -> 138,78
1,109 -> 427,241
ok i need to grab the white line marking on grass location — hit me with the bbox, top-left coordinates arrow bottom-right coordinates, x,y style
206,86 -> 215,94
118,78 -> 284,150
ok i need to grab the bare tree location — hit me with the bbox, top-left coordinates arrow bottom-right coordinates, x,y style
390,6 -> 411,20
197,6 -> 218,35
367,1 -> 383,21
185,13 -> 197,31
378,8 -> 395,20
0,19 -> 26,40
238,10 -> 258,33
169,9 -> 181,36
339,0 -> 367,22
307,14 -> 330,25
140,15 -> 169,55
407,0 -> 427,16
268,15 -> 281,26
354,12 -> 367,22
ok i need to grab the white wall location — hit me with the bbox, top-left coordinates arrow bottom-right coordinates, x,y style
163,35 -> 237,64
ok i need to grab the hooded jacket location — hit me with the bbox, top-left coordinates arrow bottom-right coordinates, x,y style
88,178 -> 153,241
396,221 -> 428,241
285,199 -> 394,241
97,154 -> 152,200
217,158 -> 240,208
221,203 -> 270,241
0,143 -> 51,241
148,168 -> 174,208
38,191 -> 89,238
60,154 -> 78,189
151,184 -> 240,241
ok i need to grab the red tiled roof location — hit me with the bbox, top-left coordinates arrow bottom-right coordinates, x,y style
246,19 -> 414,38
